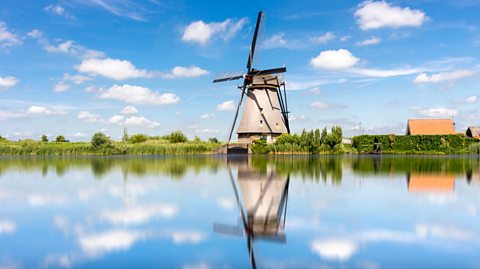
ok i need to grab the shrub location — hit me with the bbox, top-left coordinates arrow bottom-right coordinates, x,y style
41,135 -> 48,143
208,137 -> 220,144
55,135 -> 68,142
129,134 -> 148,144
166,131 -> 188,143
353,134 -> 476,154
251,139 -> 270,154
91,132 -> 111,148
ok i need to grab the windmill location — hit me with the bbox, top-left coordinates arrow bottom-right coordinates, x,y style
213,11 -> 290,144
214,157 -> 290,268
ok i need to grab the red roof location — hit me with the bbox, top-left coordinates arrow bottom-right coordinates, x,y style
406,118 -> 455,135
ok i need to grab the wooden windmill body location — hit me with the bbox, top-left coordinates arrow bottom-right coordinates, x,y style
213,12 -> 290,145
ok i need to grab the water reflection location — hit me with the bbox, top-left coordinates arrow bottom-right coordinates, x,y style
0,156 -> 478,268
215,157 -> 290,269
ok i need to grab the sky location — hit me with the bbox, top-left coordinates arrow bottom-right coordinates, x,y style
1,0 -> 480,141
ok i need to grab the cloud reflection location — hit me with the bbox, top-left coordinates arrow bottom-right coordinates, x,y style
79,229 -> 145,256
99,204 -> 179,225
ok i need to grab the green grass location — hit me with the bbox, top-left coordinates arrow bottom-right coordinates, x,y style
0,140 -> 221,156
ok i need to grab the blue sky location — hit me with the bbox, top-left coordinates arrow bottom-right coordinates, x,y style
1,0 -> 480,141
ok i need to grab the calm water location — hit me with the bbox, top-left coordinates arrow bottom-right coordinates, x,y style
0,155 -> 479,269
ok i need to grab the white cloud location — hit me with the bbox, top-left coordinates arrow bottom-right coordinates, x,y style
0,22 -> 21,49
161,66 -> 209,79
78,111 -> 103,123
310,32 -> 335,44
311,239 -> 357,261
26,106 -> 66,115
289,115 -> 308,122
63,73 -> 91,85
182,18 -> 247,45
79,229 -> 144,256
200,113 -> 215,119
350,67 -> 421,78
466,96 -> 477,103
262,33 -> 288,49
0,76 -> 18,90
216,100 -> 235,111
76,0 -> 149,21
412,107 -> 458,117
170,230 -> 207,245
356,36 -> 381,46
124,116 -> 159,128
29,30 -> 104,59
0,220 -> 16,235
310,49 -> 359,70
72,132 -> 86,138
54,81 -> 70,93
311,101 -> 345,109
414,70 -> 476,83
97,84 -> 179,105
100,204 -> 178,225
354,1 -> 427,30
76,58 -> 153,80
45,4 -> 75,19
108,115 -> 125,125
121,106 -> 138,115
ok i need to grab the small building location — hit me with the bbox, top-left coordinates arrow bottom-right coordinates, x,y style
466,127 -> 480,139
406,118 -> 455,135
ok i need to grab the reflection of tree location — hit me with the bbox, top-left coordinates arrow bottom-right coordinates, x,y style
352,156 -> 480,176
0,156 -> 222,180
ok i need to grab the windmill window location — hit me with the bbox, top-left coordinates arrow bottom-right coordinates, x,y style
276,122 -> 280,130
260,120 -> 263,127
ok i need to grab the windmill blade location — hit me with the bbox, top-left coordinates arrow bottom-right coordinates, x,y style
213,75 -> 244,83
213,71 -> 245,83
246,11 -> 263,72
228,83 -> 247,142
250,67 -> 286,76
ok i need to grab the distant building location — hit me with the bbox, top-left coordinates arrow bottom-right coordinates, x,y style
406,118 -> 456,135
466,127 -> 480,139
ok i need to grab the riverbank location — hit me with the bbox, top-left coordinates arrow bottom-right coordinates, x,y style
0,140 -> 221,155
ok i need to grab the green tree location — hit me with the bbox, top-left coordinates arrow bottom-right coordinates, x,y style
55,135 -> 68,142
314,128 -> 321,146
193,136 -> 201,143
208,137 -> 219,144
129,134 -> 148,144
122,128 -> 129,142
41,135 -> 48,143
166,130 -> 187,143
91,132 -> 111,148
320,127 -> 328,145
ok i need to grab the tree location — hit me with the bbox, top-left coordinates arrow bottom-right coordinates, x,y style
129,134 -> 148,144
41,135 -> 48,142
320,127 -> 328,145
55,135 -> 68,142
314,128 -> 321,146
122,128 -> 129,142
166,130 -> 187,143
91,132 -> 111,148
208,137 -> 219,144
193,136 -> 201,143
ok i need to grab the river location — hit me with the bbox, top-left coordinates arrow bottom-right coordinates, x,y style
0,155 -> 479,268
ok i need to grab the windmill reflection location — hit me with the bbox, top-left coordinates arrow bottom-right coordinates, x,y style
214,157 -> 290,269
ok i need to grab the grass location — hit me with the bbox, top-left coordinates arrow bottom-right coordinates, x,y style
0,140 -> 221,156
